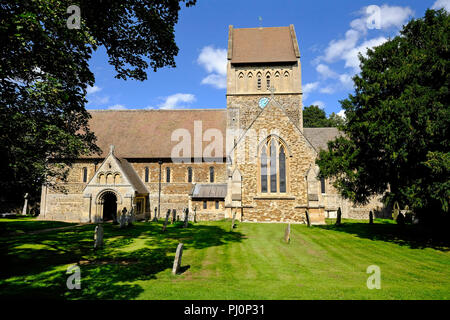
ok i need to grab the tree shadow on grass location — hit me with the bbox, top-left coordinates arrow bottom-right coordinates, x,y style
317,220 -> 449,252
0,221 -> 244,299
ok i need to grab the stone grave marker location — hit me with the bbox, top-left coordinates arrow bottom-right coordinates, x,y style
369,211 -> 374,224
172,243 -> 184,275
94,224 -> 104,249
22,193 -> 29,216
183,208 -> 189,228
231,211 -> 236,230
284,223 -> 291,243
336,207 -> 342,226
193,207 -> 197,223
305,209 -> 311,227
162,209 -> 171,232
172,209 -> 176,224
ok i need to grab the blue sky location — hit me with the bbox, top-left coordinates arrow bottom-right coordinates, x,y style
86,0 -> 449,116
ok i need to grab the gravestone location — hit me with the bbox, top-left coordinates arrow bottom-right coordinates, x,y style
172,209 -> 177,224
284,223 -> 291,243
113,209 -> 119,225
94,224 -> 104,249
172,243 -> 184,275
119,208 -> 127,228
127,210 -> 134,227
392,201 -> 400,220
396,212 -> 405,226
22,193 -> 29,216
193,207 -> 197,223
231,211 -> 236,230
153,207 -> 158,222
336,207 -> 342,226
183,208 -> 189,228
369,211 -> 374,224
305,210 -> 311,227
162,209 -> 171,232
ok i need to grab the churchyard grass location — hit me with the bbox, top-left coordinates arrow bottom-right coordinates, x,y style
0,217 -> 449,299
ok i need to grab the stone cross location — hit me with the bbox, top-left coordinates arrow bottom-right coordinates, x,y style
162,209 -> 171,232
22,193 -> 29,216
94,224 -> 104,249
369,211 -> 374,224
172,243 -> 184,275
336,207 -> 342,226
284,223 -> 291,243
183,208 -> 189,228
305,209 -> 311,227
269,86 -> 276,98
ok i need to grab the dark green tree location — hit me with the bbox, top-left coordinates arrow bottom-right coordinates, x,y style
303,105 -> 345,128
0,0 -> 196,205
316,9 -> 449,225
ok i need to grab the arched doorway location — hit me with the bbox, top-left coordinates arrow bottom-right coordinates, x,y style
101,191 -> 117,221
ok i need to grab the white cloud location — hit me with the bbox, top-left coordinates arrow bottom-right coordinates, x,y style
108,104 -> 126,110
302,81 -> 319,100
316,64 -> 339,79
319,4 -> 412,72
197,46 -> 227,89
319,86 -> 335,94
432,0 -> 450,11
158,93 -> 196,109
311,100 -> 326,109
337,109 -> 346,119
343,36 -> 388,71
87,85 -> 102,95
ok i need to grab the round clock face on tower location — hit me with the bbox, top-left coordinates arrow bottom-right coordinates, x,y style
258,97 -> 269,108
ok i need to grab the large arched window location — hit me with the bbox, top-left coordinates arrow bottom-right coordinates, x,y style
259,137 -> 288,193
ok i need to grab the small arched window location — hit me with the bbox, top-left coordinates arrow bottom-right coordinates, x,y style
209,167 -> 215,183
257,73 -> 262,90
187,167 -> 193,183
320,177 -> 326,194
266,75 -> 271,90
144,167 -> 149,182
82,167 -> 88,183
166,167 -> 171,183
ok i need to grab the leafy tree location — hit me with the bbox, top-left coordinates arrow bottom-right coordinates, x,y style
303,105 -> 345,127
0,0 -> 196,205
316,9 -> 449,225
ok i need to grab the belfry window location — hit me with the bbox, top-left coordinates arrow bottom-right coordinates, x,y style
209,167 -> 215,183
266,75 -> 271,90
257,75 -> 261,90
259,137 -> 288,193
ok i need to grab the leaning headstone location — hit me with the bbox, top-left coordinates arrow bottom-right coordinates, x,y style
172,243 -> 184,275
162,209 -> 171,232
369,211 -> 374,224
94,224 -> 104,249
22,193 -> 29,216
183,208 -> 189,228
336,207 -> 342,226
305,210 -> 311,227
119,213 -> 126,228
284,223 -> 291,243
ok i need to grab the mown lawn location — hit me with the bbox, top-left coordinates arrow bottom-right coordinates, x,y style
0,217 -> 449,299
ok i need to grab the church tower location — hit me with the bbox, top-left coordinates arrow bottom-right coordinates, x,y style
226,25 -> 303,132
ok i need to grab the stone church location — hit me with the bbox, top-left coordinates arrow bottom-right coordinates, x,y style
39,25 -> 383,224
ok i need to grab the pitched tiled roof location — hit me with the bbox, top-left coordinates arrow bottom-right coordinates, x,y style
84,109 -> 227,159
303,128 -> 341,151
229,26 -> 299,63
190,183 -> 227,199
117,157 -> 149,194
